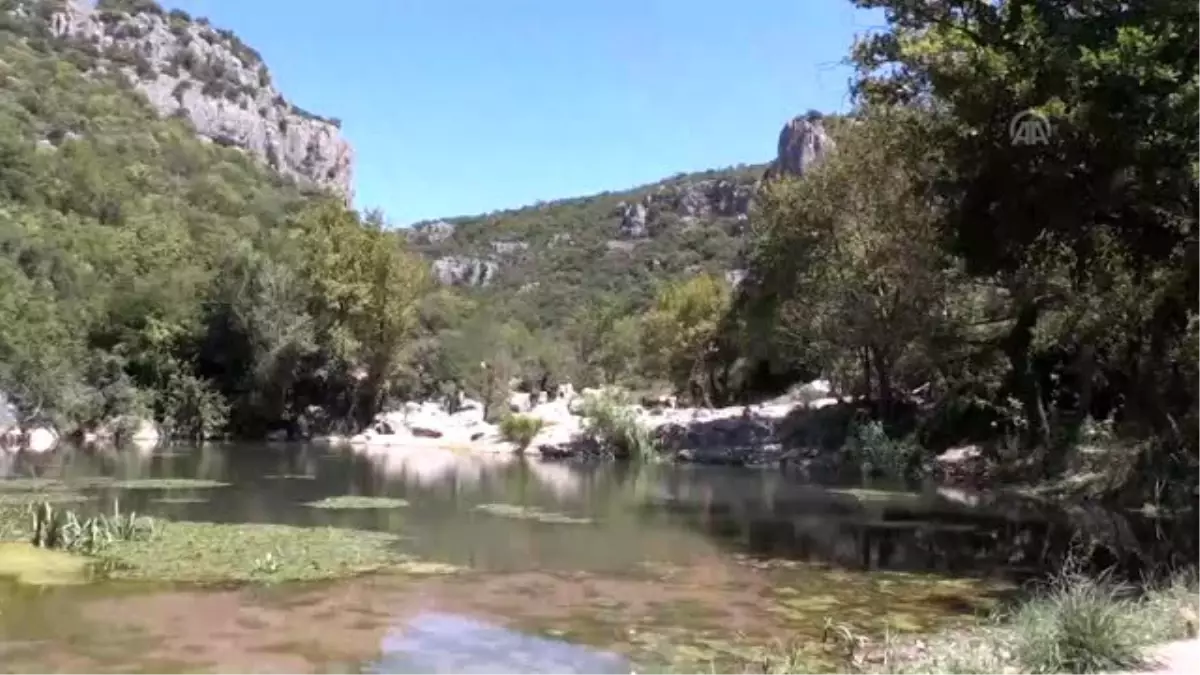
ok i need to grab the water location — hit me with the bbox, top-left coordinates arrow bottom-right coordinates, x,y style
0,443 -> 1190,673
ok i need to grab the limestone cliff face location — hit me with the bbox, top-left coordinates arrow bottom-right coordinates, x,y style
770,114 -> 834,179
39,0 -> 353,198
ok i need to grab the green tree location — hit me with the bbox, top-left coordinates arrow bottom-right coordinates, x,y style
747,108 -> 954,415
640,273 -> 732,403
850,0 -> 1198,476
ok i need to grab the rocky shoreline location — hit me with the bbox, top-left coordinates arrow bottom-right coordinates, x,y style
322,381 -> 848,469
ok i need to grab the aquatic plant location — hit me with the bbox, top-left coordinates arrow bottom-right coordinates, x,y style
29,500 -> 155,554
577,393 -> 660,460
0,477 -> 229,493
99,520 -> 439,583
499,414 -> 545,453
473,502 -> 593,525
151,496 -> 209,504
0,491 -> 87,505
303,496 -> 409,510
108,478 -> 229,490
251,550 -> 283,575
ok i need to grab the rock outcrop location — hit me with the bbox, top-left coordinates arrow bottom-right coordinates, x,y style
339,379 -> 844,471
408,220 -> 456,245
614,177 -> 756,240
431,256 -> 498,287
38,0 -> 353,198
771,114 -> 835,178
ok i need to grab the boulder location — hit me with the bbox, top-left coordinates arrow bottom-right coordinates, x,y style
25,427 -> 59,453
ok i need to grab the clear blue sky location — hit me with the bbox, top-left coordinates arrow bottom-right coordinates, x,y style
160,0 -> 884,226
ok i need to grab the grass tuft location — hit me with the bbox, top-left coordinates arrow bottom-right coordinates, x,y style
499,414 -> 545,453
1010,571 -> 1145,673
577,392 -> 660,460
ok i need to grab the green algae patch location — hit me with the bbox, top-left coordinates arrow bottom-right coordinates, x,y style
0,478 -> 73,492
0,542 -> 92,586
0,492 -> 88,505
304,496 -> 409,510
473,502 -> 593,525
98,521 -> 408,584
0,477 -> 228,493
108,479 -> 229,490
392,560 -> 463,575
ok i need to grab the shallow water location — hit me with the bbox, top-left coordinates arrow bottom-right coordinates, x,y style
0,443 -> 1189,672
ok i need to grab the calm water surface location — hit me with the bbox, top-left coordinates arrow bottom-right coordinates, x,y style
0,443 -> 1187,673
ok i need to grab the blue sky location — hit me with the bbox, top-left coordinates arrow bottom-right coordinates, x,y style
161,1 -> 884,226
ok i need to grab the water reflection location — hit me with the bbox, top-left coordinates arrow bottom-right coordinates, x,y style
369,612 -> 631,674
1,442 -> 1191,672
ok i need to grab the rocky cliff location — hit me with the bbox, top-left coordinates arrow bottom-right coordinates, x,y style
24,0 -> 353,198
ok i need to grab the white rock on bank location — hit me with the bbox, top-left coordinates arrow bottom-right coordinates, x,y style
25,426 -> 59,453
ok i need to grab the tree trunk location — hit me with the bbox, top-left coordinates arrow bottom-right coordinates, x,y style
1004,302 -> 1053,459
873,346 -> 894,421
860,347 -> 874,402
1074,342 -> 1096,429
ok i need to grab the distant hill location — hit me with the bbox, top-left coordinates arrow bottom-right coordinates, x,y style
405,163 -> 764,324
404,114 -> 836,328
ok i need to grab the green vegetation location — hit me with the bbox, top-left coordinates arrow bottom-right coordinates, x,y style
498,413 -> 544,452
0,491 -> 87,505
472,503 -> 593,525
0,499 -> 458,584
30,499 -> 155,554
150,496 -> 208,504
841,419 -> 924,482
0,477 -> 226,492
577,391 -> 660,460
108,478 -> 228,490
303,495 -> 409,510
0,12 -> 429,441
99,520 -> 412,583
660,570 -> 1197,674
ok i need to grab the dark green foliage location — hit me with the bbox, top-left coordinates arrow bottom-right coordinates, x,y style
731,0 -> 1198,501
0,21 -> 426,439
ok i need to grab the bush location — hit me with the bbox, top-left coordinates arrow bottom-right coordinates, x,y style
841,418 -> 924,481
577,391 -> 659,460
1011,572 -> 1145,673
498,414 -> 543,453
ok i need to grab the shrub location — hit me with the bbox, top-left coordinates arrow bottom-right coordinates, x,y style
841,418 -> 924,481
499,414 -> 543,453
577,391 -> 658,460
1011,572 -> 1149,673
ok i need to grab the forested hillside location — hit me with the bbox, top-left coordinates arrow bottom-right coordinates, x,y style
407,163 -> 765,326
0,0 -> 797,441
0,0 -> 426,439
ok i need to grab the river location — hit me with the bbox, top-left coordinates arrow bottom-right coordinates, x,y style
0,443 -> 1191,673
